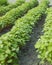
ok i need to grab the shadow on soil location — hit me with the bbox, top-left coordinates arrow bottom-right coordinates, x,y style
0,26 -> 12,36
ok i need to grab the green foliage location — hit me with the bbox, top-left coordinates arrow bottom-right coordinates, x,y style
0,0 -> 25,16
0,0 -> 38,31
0,0 -> 7,5
0,0 -> 49,65
35,7 -> 52,64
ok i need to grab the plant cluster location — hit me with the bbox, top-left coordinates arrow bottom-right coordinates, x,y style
0,0 -> 38,31
0,0 -> 7,5
0,0 -> 49,65
35,7 -> 52,64
0,0 -> 25,16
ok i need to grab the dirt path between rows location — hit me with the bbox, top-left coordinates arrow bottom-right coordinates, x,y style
19,15 -> 51,65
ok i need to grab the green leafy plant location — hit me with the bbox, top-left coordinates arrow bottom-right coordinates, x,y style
0,0 -> 7,5
0,0 -> 49,65
35,7 -> 52,64
0,0 -> 25,16
0,0 -> 38,31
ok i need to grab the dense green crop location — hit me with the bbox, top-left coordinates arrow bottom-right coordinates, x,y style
35,7 -> 52,64
0,0 -> 38,31
0,0 -> 49,65
0,0 -> 25,16
0,0 -> 7,5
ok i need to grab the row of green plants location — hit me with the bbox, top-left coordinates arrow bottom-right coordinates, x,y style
35,7 -> 52,64
0,0 -> 49,65
0,0 -> 25,16
0,0 -> 38,31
